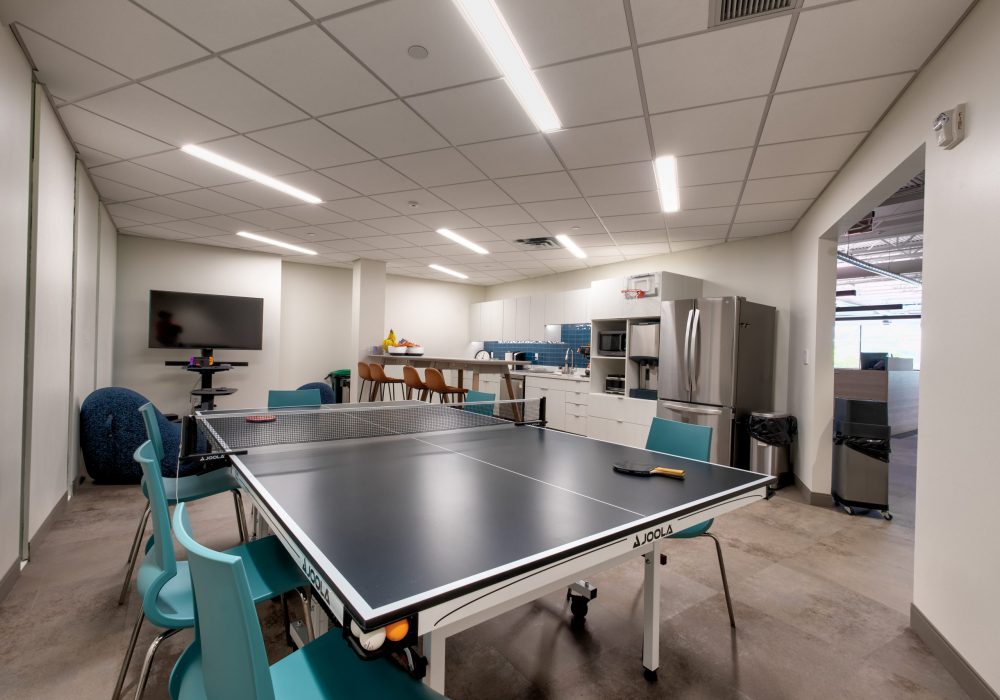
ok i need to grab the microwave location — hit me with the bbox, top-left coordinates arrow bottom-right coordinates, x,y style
597,330 -> 626,356
604,374 -> 626,395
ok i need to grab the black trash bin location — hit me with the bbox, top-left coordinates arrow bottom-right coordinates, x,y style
748,412 -> 797,488
832,398 -> 892,520
327,369 -> 351,404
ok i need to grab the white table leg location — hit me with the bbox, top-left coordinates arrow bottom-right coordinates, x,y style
642,540 -> 662,676
421,630 -> 447,694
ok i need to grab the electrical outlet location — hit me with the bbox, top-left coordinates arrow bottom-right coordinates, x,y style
802,349 -> 810,366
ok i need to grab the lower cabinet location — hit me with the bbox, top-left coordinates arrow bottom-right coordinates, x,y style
587,394 -> 656,448
523,376 -> 590,435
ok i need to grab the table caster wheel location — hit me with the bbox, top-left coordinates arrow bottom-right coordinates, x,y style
643,668 -> 658,682
882,511 -> 893,521
570,596 -> 589,619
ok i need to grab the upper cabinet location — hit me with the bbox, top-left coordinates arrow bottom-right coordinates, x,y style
543,292 -> 563,325
528,294 -> 545,340
563,288 -> 590,324
590,271 -> 703,319
502,298 -> 516,341
515,296 -> 531,340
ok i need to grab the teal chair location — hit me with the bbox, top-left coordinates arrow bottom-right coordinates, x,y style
464,390 -> 496,416
268,388 -> 322,409
119,403 -> 249,605
170,503 -> 446,700
113,441 -> 311,700
646,417 -> 735,627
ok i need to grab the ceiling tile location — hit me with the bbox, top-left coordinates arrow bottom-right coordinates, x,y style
91,161 -> 196,194
89,176 -> 154,203
128,196 -> 214,220
603,212 -> 666,233
778,0 -> 971,90
734,199 -> 812,223
190,215 -> 256,233
541,218 -> 606,235
741,172 -> 835,205
226,26 -> 392,115
548,118 -> 651,169
106,202 -> 175,224
536,50 -> 643,127
522,198 -> 594,222
459,135 -> 561,178
325,237 -> 378,253
248,120 -> 371,169
495,172 -> 580,203
280,226 -> 343,243
666,205 -> 734,228
729,219 -> 797,238
762,73 -> 912,144
76,145 -> 120,167
630,0 -> 710,43
465,205 -> 533,227
58,106 -> 171,159
132,149 -> 246,187
143,58 -> 306,132
321,101 -> 447,158
571,233 -> 616,248
749,133 -> 865,179
295,0 -> 371,19
276,171 -> 359,201
271,204 -> 349,225
371,189 -> 453,215
489,222 -> 549,239
364,217 -> 429,234
322,197 -> 400,220
651,97 -> 766,156
679,181 -> 742,210
79,84 -> 234,146
407,79 -> 535,145
667,224 -> 730,241
16,25 -> 127,102
211,181 -> 312,209
385,148 -> 486,187
640,16 -> 790,113
612,229 -> 669,245
197,135 -> 307,175
677,148 -> 752,187
120,224 -> 196,240
429,181 -> 513,209
616,241 -> 673,256
168,189 -> 257,214
670,239 -> 725,252
571,162 -> 656,197
318,161 -> 417,195
134,0 -> 307,51
324,0 -> 499,95
587,191 -> 660,217
2,0 -> 206,77
495,0 -> 629,66
158,219 -> 235,237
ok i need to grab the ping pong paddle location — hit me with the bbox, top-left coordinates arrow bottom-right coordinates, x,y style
613,462 -> 685,480
245,414 -> 277,423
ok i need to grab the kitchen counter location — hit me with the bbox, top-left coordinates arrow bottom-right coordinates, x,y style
511,370 -> 590,383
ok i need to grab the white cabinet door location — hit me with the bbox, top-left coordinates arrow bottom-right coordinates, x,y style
544,292 -> 564,325
564,413 -> 587,436
469,302 -> 483,341
590,277 -> 625,319
526,384 -> 566,431
563,289 -> 589,324
515,296 -> 530,340
502,298 -> 516,340
529,294 -> 546,340
482,300 -> 503,340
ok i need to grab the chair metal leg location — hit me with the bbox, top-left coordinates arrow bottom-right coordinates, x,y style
118,508 -> 150,606
125,504 -> 151,565
132,627 -> 181,700
232,490 -> 249,543
703,532 -> 735,628
298,588 -> 315,643
112,610 -> 145,700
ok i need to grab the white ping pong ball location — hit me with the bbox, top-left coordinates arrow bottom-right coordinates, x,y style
350,621 -> 386,651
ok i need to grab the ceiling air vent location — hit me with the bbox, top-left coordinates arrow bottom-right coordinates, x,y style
711,0 -> 798,26
514,237 -> 558,249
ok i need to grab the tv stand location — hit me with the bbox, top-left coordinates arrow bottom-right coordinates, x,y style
165,348 -> 249,411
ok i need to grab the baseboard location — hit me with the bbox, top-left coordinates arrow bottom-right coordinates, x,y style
910,603 -> 998,700
26,492 -> 67,560
794,474 -> 834,507
0,557 -> 19,603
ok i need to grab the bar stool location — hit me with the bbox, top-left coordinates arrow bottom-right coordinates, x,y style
402,366 -> 429,401
424,368 -> 468,404
356,362 -> 373,402
367,363 -> 405,401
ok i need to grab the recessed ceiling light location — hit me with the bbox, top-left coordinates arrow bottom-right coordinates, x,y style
429,263 -> 469,279
436,228 -> 489,255
182,144 -> 322,204
237,231 -> 317,255
555,233 -> 587,259
407,45 -> 429,59
653,155 -> 680,213
450,0 -> 561,133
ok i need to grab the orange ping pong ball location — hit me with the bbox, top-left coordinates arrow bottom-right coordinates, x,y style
385,619 -> 409,642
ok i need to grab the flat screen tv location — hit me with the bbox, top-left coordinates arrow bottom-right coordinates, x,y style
148,290 -> 263,350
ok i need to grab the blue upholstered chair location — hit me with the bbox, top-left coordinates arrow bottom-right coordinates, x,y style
113,442 -> 310,700
297,382 -> 336,404
268,388 -> 322,409
170,503 -> 445,700
117,403 -> 248,605
645,417 -> 736,627
464,390 -> 496,416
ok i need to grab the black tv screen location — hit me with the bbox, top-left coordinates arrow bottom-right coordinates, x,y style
148,290 -> 263,350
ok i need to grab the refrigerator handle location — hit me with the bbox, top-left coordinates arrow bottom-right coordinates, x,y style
658,399 -> 724,416
690,308 -> 701,394
682,309 -> 694,393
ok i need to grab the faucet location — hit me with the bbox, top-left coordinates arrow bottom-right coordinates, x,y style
563,348 -> 571,373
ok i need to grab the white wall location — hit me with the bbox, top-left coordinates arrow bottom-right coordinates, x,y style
785,0 -> 998,690
279,262 -> 353,388
484,233 -> 795,411
95,204 -> 117,388
386,275 -> 485,358
0,24 -> 31,577
114,236 -> 282,415
26,90 -> 77,538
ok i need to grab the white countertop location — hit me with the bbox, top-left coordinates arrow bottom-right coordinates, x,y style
510,370 -> 590,383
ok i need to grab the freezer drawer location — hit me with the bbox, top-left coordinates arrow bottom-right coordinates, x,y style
656,400 -> 733,466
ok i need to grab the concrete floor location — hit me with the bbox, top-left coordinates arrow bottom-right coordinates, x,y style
0,435 -> 969,699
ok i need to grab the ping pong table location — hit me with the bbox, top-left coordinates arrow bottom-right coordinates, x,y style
192,399 -> 774,694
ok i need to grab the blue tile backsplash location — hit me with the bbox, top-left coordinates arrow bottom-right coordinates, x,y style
484,324 -> 591,368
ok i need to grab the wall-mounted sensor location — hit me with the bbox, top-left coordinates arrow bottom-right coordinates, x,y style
932,103 -> 966,149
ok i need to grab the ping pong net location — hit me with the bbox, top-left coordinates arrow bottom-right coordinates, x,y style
193,398 -> 545,453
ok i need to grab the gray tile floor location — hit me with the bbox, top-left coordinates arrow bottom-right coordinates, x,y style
0,435 -> 969,699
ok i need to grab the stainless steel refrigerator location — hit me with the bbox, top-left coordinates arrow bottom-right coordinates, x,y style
657,297 -> 776,468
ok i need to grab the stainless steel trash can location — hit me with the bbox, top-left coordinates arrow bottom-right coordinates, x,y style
749,411 -> 793,487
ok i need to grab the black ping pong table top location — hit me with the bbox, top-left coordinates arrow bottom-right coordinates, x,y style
224,418 -> 771,627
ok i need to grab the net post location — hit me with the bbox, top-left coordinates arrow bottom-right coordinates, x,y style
539,396 -> 547,426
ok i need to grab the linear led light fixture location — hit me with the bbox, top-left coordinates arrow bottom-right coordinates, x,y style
653,155 -> 680,213
181,144 -> 322,204
237,231 -> 317,255
450,0 -> 561,133
837,251 -> 921,287
555,233 -> 587,259
429,263 -> 469,279
437,228 -> 489,254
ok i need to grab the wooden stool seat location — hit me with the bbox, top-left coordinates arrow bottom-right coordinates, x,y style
402,366 -> 429,401
367,363 -> 405,401
423,368 -> 468,404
